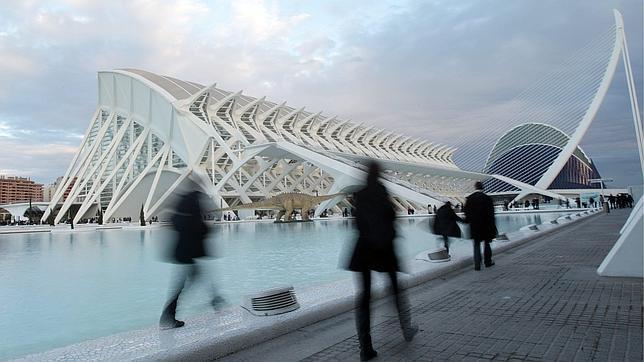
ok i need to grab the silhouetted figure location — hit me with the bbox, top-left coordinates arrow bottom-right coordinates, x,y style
433,201 -> 463,256
524,199 -> 530,209
140,204 -> 146,226
160,191 -> 223,329
346,161 -> 417,360
618,194 -> 627,208
463,182 -> 497,271
589,197 -> 595,208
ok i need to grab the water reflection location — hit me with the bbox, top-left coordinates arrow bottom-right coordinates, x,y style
22,234 -> 42,254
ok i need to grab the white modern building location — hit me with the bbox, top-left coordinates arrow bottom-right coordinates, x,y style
483,123 -> 604,196
41,11 -> 640,225
40,68 -> 489,224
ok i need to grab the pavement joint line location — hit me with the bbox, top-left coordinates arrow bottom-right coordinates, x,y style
221,209 -> 640,362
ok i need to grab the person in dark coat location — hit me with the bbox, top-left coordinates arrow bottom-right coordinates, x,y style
160,190 -> 223,329
433,201 -> 463,255
463,182 -> 497,271
346,161 -> 417,361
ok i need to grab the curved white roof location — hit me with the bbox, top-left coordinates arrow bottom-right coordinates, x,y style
119,68 -> 204,100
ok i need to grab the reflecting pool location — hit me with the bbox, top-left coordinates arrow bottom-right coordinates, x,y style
0,212 -> 569,359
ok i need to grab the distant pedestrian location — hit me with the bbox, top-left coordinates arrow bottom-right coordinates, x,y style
618,194 -> 626,208
160,190 -> 224,329
346,161 -> 417,361
433,201 -> 463,256
463,182 -> 497,271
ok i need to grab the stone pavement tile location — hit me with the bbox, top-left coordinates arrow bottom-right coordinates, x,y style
456,356 -> 479,362
221,210 -> 642,362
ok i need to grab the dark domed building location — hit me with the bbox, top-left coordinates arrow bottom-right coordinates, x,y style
483,123 -> 602,193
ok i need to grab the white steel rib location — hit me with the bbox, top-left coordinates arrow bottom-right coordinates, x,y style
41,11 -> 636,223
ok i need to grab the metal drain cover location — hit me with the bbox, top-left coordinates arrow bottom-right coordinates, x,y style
242,285 -> 300,316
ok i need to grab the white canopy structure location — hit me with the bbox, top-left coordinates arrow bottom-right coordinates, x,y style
41,68 -> 488,224
41,10 -> 640,226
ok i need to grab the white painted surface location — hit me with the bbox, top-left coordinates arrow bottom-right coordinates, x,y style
597,198 -> 644,277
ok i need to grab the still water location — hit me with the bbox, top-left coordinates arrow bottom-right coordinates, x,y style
0,212 -> 569,359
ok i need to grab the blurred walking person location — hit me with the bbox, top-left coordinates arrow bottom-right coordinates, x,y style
463,181 -> 497,271
433,201 -> 463,256
346,161 -> 417,361
160,190 -> 224,329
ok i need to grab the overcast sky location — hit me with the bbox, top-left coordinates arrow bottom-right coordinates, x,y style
0,0 -> 642,187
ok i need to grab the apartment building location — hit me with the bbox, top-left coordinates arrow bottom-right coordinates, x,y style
0,175 -> 43,204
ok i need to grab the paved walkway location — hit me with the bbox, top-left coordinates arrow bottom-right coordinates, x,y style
219,209 -> 642,361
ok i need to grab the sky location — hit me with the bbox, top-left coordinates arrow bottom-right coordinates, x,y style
0,0 -> 642,187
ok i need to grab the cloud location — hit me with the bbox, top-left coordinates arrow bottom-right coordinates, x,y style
228,0 -> 310,43
0,137 -> 78,181
0,121 -> 33,138
0,50 -> 40,75
0,0 -> 641,187
0,119 -> 81,181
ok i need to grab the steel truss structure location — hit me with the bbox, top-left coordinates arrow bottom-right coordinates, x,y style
41,68 -> 486,224
453,10 -> 639,203
42,11 -> 639,224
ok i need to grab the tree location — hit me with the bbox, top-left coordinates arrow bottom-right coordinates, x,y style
97,208 -> 103,225
140,205 -> 146,226
28,198 -> 33,224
